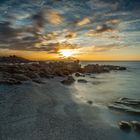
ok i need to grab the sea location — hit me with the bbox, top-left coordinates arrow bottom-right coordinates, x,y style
74,61 -> 140,138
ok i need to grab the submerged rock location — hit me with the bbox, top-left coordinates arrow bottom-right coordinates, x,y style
119,121 -> 131,131
108,98 -> 140,115
77,79 -> 88,83
131,121 -> 140,132
83,64 -> 126,73
0,78 -> 22,85
75,72 -> 85,77
32,79 -> 45,84
61,76 -> 75,85
11,74 -> 30,81
87,100 -> 93,105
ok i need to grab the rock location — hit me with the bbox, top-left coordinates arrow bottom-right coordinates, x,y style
75,72 -> 81,77
119,121 -> 131,131
77,79 -> 88,83
83,64 -> 126,73
32,79 -> 44,84
61,76 -> 75,85
11,74 -> 30,81
108,98 -> 140,115
25,71 -> 39,79
75,72 -> 85,77
0,78 -> 22,85
118,67 -> 126,70
87,100 -> 93,105
0,55 -> 30,63
131,121 -> 140,132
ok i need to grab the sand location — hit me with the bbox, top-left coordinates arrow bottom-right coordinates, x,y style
0,77 -> 139,140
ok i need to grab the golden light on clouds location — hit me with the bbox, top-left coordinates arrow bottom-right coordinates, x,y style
77,17 -> 90,26
47,10 -> 64,24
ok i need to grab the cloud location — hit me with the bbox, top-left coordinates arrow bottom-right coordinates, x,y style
86,23 -> 118,36
96,24 -> 115,33
65,31 -> 77,38
106,19 -> 121,25
47,10 -> 64,24
32,11 -> 46,30
78,44 -> 117,54
76,17 -> 90,26
32,8 -> 64,33
0,21 -> 22,43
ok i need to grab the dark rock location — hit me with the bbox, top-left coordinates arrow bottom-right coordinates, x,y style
32,79 -> 44,84
0,55 -> 30,63
11,74 -> 30,81
131,121 -> 140,132
118,67 -> 126,70
0,59 -> 127,85
77,79 -> 88,83
108,98 -> 140,115
87,100 -> 93,105
25,71 -> 39,79
75,72 -> 85,77
0,78 -> 22,85
83,64 -> 126,73
61,76 -> 75,85
119,121 -> 131,131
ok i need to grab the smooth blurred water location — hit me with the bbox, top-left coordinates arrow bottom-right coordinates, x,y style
73,61 -> 140,124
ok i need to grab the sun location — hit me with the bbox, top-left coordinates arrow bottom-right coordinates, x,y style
59,49 -> 76,57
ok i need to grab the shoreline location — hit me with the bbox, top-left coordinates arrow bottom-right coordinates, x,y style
0,78 -> 128,140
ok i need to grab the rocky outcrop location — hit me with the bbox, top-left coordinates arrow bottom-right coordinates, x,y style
83,64 -> 126,73
0,57 -> 127,85
61,76 -> 75,85
118,120 -> 140,132
131,121 -> 140,132
75,72 -> 85,77
87,100 -> 93,105
119,121 -> 131,131
77,79 -> 88,83
108,98 -> 140,115
0,55 -> 30,63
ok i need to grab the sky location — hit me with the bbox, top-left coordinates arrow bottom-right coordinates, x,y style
0,0 -> 140,60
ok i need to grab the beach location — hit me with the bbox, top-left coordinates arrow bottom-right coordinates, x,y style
0,61 -> 140,140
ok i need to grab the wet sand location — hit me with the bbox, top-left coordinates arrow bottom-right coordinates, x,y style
0,77 -> 139,140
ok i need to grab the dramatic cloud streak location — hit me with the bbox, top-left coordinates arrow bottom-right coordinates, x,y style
0,0 -> 140,60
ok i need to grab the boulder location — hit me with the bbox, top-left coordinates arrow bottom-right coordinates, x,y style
11,74 -> 30,81
77,79 -> 88,83
0,78 -> 22,85
119,121 -> 131,131
25,71 -> 39,79
131,121 -> 140,132
32,79 -> 45,84
75,72 -> 85,77
87,100 -> 93,105
61,76 -> 75,85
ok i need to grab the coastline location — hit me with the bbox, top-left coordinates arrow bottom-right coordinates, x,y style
0,78 -> 129,140
0,59 -> 140,140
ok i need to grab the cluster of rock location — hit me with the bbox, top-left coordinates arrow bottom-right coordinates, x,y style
108,98 -> 140,132
0,56 -> 127,85
0,60 -> 81,85
119,121 -> 140,132
83,64 -> 126,73
0,55 -> 30,63
108,97 -> 140,115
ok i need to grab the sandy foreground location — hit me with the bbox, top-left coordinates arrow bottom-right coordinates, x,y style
0,77 -> 139,140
